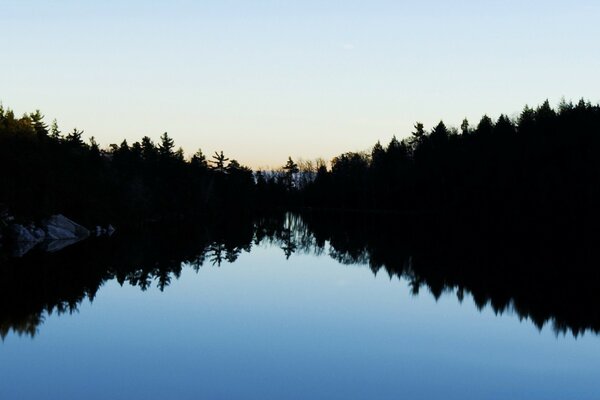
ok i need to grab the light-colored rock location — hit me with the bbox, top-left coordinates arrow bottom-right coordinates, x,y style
46,225 -> 77,240
31,227 -> 45,241
39,238 -> 83,253
10,224 -> 38,242
42,214 -> 89,240
9,224 -> 45,257
6,214 -> 92,257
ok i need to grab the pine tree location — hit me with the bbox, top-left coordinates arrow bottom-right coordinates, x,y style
141,136 -> 157,161
50,119 -> 62,140
65,128 -> 84,146
410,123 -> 426,148
191,149 -> 208,169
30,110 -> 48,137
460,118 -> 470,135
371,141 -> 385,170
283,157 -> 299,190
210,151 -> 229,173
158,132 -> 175,158
476,115 -> 494,136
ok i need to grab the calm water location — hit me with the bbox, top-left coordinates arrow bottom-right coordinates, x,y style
1,213 -> 599,399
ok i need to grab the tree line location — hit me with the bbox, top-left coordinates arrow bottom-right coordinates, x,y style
2,99 -> 600,227
0,106 -> 260,225
297,99 -> 600,227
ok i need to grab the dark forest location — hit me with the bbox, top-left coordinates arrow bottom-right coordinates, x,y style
2,99 -> 600,229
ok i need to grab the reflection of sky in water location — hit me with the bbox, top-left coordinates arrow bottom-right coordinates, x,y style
1,244 -> 599,399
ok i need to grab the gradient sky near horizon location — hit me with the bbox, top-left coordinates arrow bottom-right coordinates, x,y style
2,0 -> 600,168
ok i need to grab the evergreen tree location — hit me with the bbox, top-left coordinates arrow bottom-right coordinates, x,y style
283,157 -> 299,190
210,151 -> 229,173
50,119 -> 62,140
430,121 -> 449,141
158,132 -> 175,158
494,114 -> 515,136
191,149 -> 208,169
460,118 -> 470,135
410,123 -> 426,148
30,110 -> 48,138
141,136 -> 157,161
89,136 -> 100,156
228,159 -> 241,172
65,128 -> 84,146
175,147 -> 185,161
475,115 -> 494,136
371,141 -> 385,169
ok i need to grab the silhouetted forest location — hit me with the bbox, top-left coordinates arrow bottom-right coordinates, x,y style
298,99 -> 600,228
3,99 -> 600,227
0,106 -> 260,226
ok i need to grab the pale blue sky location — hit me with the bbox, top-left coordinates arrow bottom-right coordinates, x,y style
2,0 -> 599,167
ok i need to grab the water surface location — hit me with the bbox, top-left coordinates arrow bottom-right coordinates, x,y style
1,213 -> 599,399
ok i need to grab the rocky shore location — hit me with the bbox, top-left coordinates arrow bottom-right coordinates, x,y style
0,209 -> 114,257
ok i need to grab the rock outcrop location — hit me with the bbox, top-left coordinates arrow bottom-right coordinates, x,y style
42,214 -> 90,240
6,214 -> 92,257
94,224 -> 116,237
10,224 -> 40,242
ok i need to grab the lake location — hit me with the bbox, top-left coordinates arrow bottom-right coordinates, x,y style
1,212 -> 599,399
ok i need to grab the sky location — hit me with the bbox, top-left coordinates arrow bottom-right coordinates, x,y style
2,0 -> 600,168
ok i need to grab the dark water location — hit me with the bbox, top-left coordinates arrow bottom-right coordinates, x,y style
1,213 -> 600,399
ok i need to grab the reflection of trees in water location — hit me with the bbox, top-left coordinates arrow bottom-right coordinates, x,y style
0,313 -> 43,339
208,241 -> 248,266
2,212 -> 600,338
0,217 -> 257,338
257,213 -> 324,259
208,243 -> 227,266
301,211 -> 600,337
